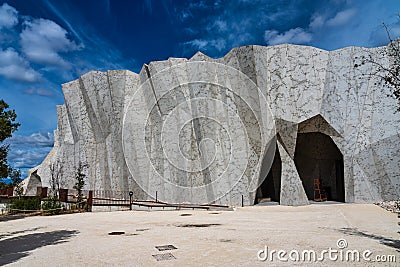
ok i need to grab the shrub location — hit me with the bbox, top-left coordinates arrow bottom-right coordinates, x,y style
42,197 -> 63,214
11,197 -> 41,211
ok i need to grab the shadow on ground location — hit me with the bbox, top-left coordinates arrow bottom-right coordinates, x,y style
338,227 -> 400,252
0,214 -> 36,223
0,230 -> 79,265
0,227 -> 43,239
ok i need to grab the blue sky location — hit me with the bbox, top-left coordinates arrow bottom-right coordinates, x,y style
0,0 -> 399,178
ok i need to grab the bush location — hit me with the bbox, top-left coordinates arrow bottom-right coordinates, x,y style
42,197 -> 63,214
11,197 -> 41,211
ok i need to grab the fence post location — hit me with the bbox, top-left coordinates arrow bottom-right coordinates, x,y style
59,188 -> 68,202
88,191 -> 93,212
156,191 -> 158,202
129,191 -> 133,211
37,187 -> 48,199
241,194 -> 244,207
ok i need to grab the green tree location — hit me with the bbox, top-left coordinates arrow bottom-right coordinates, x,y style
73,161 -> 87,209
0,99 -> 20,182
10,169 -> 23,196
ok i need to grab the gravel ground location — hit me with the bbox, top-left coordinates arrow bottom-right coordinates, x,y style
375,200 -> 400,213
0,203 -> 398,266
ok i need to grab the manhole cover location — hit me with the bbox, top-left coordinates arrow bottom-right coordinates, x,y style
152,253 -> 176,261
176,223 -> 221,228
155,244 -> 177,251
209,212 -> 220,214
180,213 -> 192,216
108,231 -> 125,235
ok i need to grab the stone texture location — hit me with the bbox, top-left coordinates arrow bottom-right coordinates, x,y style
24,43 -> 400,206
278,142 -> 309,206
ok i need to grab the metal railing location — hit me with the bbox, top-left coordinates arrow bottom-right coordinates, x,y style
91,190 -> 131,207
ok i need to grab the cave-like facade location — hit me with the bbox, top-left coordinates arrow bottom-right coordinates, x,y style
24,43 -> 400,206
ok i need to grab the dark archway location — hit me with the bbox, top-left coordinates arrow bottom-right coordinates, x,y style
294,132 -> 345,202
255,144 -> 281,204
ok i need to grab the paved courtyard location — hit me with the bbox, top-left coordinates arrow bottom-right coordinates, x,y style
0,203 -> 398,266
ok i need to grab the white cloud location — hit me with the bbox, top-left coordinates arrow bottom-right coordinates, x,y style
43,0 -> 85,44
20,18 -> 81,68
179,10 -> 192,21
7,132 -> 54,147
210,38 -> 226,51
0,48 -> 41,82
326,8 -> 357,27
8,148 -> 52,169
211,20 -> 227,32
185,39 -> 209,50
264,27 -> 312,45
0,3 -> 18,29
309,14 -> 325,30
23,87 -> 55,97
179,0 -> 261,57
229,32 -> 252,46
6,132 -> 54,171
184,38 -> 226,52
187,1 -> 207,10
264,30 -> 278,42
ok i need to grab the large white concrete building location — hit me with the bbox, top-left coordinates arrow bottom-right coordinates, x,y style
24,43 -> 400,206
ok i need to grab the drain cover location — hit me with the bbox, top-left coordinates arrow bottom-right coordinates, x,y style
152,253 -> 176,261
176,223 -> 221,228
155,244 -> 177,251
108,231 -> 125,235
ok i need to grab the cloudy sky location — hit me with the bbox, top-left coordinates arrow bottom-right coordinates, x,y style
0,0 -> 399,178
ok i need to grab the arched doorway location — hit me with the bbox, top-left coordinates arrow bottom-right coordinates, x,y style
255,144 -> 281,204
294,132 -> 345,202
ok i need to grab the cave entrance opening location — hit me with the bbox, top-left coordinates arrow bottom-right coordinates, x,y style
254,144 -> 281,204
294,132 -> 345,202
